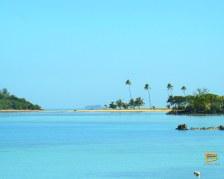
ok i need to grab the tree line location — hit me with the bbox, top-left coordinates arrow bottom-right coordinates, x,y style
107,80 -> 189,110
107,80 -> 224,114
108,97 -> 145,109
167,88 -> 224,114
107,80 -> 150,109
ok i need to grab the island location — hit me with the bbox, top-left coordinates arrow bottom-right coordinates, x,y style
167,89 -> 224,115
0,88 -> 41,111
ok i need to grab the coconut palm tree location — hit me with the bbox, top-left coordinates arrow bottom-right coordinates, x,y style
116,99 -> 123,110
167,83 -> 173,96
129,98 -> 135,109
125,80 -> 132,100
181,86 -> 187,96
109,102 -> 117,109
144,83 -> 151,108
134,97 -> 144,109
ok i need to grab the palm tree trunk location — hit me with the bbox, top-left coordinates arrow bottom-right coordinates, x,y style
147,90 -> 151,108
168,89 -> 173,96
128,86 -> 132,100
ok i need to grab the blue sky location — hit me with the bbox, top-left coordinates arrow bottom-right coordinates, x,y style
1,0 -> 224,109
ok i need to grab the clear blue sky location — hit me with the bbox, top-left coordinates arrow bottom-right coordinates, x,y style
1,0 -> 224,109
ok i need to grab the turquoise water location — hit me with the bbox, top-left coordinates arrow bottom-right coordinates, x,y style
0,112 -> 223,179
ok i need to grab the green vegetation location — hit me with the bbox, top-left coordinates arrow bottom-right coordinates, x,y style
144,83 -> 151,108
167,89 -> 224,114
109,97 -> 144,109
106,79 -> 224,114
125,80 -> 132,100
0,88 -> 41,110
107,80 -> 147,110
181,86 -> 187,96
167,83 -> 173,96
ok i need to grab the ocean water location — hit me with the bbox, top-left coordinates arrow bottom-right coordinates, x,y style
0,112 -> 223,179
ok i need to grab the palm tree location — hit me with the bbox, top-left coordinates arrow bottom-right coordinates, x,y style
129,98 -> 135,109
167,83 -> 173,96
144,83 -> 151,108
109,102 -> 117,109
181,86 -> 187,96
2,88 -> 9,96
116,99 -> 123,109
121,102 -> 128,109
125,80 -> 132,100
134,97 -> 144,109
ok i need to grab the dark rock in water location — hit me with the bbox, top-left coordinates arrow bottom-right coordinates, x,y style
194,171 -> 201,177
179,124 -> 224,131
176,124 -> 188,130
190,127 -> 200,131
191,127 -> 218,130
218,125 -> 224,130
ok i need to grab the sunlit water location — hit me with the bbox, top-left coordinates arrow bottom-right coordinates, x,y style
0,112 -> 223,179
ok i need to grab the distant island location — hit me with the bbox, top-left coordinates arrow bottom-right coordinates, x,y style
85,105 -> 102,110
0,88 -> 41,110
167,89 -> 224,115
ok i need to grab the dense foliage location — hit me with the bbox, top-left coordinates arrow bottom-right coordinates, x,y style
167,89 -> 224,114
0,88 -> 41,110
108,97 -> 144,109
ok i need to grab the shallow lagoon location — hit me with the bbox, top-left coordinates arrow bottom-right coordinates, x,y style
0,112 -> 223,179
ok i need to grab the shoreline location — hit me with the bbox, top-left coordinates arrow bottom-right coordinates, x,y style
0,109 -> 171,113
75,109 -> 171,113
0,110 -> 43,113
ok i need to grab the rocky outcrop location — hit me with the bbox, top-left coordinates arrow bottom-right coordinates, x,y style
194,171 -> 201,177
218,125 -> 224,130
176,124 -> 188,130
176,124 -> 224,131
191,125 -> 224,131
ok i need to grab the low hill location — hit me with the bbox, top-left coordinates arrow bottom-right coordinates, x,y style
0,88 -> 41,110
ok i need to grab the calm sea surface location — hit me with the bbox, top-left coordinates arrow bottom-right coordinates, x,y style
0,112 -> 223,179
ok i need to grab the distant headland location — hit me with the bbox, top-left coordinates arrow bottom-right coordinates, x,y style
0,88 -> 41,111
